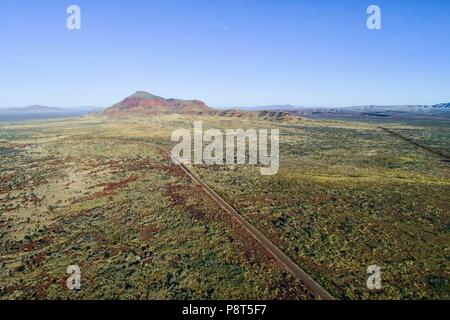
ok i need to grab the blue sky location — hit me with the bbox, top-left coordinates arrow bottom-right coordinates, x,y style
1,0 -> 449,108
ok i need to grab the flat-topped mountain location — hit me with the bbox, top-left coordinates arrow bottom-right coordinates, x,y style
103,91 -> 213,115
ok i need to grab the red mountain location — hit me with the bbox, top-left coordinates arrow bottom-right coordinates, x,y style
103,91 -> 213,115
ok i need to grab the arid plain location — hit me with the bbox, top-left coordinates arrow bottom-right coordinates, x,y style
0,100 -> 449,299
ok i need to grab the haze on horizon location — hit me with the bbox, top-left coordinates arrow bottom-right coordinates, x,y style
1,0 -> 449,108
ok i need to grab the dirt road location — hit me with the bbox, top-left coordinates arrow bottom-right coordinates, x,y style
173,157 -> 335,300
377,126 -> 450,160
74,136 -> 335,300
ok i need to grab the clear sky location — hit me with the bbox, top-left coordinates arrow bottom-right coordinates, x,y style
1,0 -> 449,108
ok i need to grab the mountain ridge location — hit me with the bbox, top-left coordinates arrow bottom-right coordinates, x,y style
103,91 -> 213,115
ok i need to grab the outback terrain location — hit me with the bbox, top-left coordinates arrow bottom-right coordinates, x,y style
0,92 -> 449,300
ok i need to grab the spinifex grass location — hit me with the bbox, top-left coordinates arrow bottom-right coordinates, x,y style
0,115 -> 448,299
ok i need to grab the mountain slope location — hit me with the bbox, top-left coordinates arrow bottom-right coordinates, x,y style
103,91 -> 213,115
101,91 -> 301,122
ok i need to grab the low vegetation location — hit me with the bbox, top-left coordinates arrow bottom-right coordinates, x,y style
0,114 -> 448,299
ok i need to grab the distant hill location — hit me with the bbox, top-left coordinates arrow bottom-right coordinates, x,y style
2,105 -> 67,113
101,91 -> 301,122
210,109 -> 299,122
341,105 -> 431,113
103,91 -> 213,116
237,105 -> 305,111
237,103 -> 450,113
432,102 -> 450,108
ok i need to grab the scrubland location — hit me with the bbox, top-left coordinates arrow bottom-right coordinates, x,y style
0,114 -> 448,299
